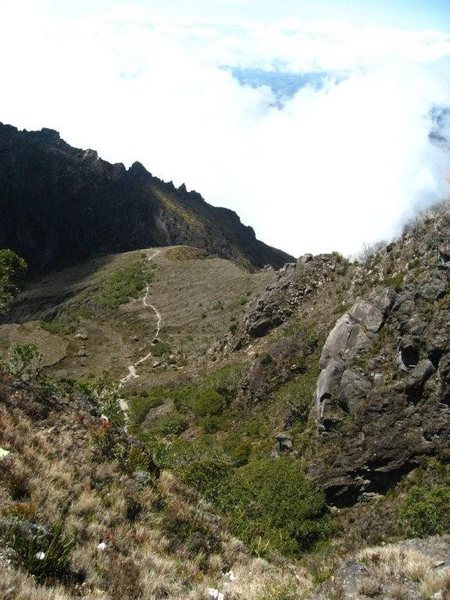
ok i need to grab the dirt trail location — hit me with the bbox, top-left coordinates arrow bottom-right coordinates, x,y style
119,249 -> 162,425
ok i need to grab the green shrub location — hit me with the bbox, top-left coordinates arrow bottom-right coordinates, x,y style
218,458 -> 334,557
178,453 -> 232,501
273,369 -> 318,431
94,257 -> 153,310
151,340 -> 171,357
398,483 -> 450,537
156,412 -> 188,436
173,364 -> 243,419
4,343 -> 42,381
129,389 -> 166,425
201,415 -> 221,433
0,518 -> 74,583
0,249 -> 26,315
174,385 -> 221,417
229,441 -> 252,466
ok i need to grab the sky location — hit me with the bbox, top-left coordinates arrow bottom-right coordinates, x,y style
0,0 -> 449,257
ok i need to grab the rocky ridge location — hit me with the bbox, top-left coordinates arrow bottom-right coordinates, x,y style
224,201 -> 450,506
0,123 -> 292,272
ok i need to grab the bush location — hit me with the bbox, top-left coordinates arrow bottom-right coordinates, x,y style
178,452 -> 232,501
398,483 -> 450,537
0,518 -> 74,583
173,364 -> 243,419
201,415 -> 221,433
4,343 -> 42,381
218,458 -> 334,556
151,340 -> 171,357
129,388 -> 166,425
156,412 -> 188,436
0,249 -> 26,315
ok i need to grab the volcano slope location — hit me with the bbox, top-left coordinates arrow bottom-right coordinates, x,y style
0,201 -> 449,599
0,123 -> 292,274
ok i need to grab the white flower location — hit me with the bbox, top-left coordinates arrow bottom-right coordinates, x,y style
97,541 -> 107,551
207,588 -> 225,600
35,551 -> 45,560
223,570 -> 236,581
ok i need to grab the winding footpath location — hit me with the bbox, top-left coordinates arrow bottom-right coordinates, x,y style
118,249 -> 162,426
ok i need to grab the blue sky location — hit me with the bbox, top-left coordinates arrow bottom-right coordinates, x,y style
49,0 -> 450,31
0,0 -> 449,255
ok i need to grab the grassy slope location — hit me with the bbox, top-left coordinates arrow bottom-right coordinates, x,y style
1,200 -> 449,598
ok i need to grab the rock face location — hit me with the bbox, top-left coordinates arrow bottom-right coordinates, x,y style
224,200 -> 449,509
316,288 -> 396,422
0,123 -> 292,272
310,220 -> 450,506
230,252 -> 349,350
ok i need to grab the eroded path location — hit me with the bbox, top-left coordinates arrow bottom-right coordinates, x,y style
119,250 -> 162,425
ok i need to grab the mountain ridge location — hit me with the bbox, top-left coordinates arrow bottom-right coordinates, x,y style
0,122 -> 293,273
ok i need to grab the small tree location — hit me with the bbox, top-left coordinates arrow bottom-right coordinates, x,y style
0,249 -> 27,315
5,343 -> 42,381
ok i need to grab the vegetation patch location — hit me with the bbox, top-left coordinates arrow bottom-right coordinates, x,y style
150,340 -> 171,357
173,364 -> 244,419
128,387 -> 167,426
398,483 -> 450,537
165,246 -> 211,261
94,257 -> 153,310
176,452 -> 334,558
154,411 -> 188,436
0,249 -> 26,315
0,517 -> 75,583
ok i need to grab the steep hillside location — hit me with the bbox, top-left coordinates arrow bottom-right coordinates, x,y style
0,201 -> 449,599
0,123 -> 292,272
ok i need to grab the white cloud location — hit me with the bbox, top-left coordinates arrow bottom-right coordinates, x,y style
0,1 -> 449,256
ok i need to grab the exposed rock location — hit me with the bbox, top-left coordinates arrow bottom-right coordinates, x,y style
74,332 -> 88,340
315,289 -> 396,429
272,432 -> 294,456
405,359 -> 436,393
240,332 -> 318,405
316,358 -> 344,414
348,300 -> 385,333
339,369 -> 371,413
0,447 -> 11,460
231,252 -> 349,349
310,213 -> 450,504
0,123 -> 293,273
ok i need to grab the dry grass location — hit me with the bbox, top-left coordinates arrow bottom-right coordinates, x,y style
0,380 -> 310,599
358,543 -> 450,599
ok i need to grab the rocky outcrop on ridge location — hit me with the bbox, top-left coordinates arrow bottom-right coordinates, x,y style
229,252 -> 349,350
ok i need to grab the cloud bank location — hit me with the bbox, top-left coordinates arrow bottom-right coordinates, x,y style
0,0 -> 449,256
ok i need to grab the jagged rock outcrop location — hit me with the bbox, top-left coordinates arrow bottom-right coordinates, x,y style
0,123 -> 292,272
229,252 -> 349,350
310,206 -> 450,506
